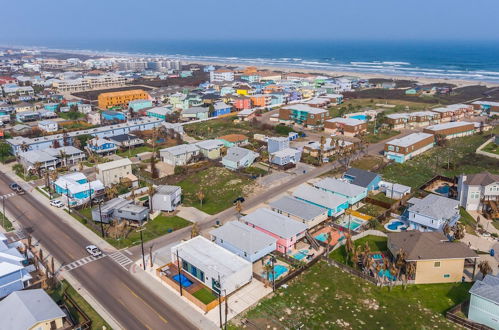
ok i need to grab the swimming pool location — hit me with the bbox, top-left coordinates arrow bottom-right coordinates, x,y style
338,217 -> 366,231
315,233 -> 328,242
262,264 -> 288,281
292,249 -> 309,260
387,221 -> 405,231
372,253 -> 383,260
350,114 -> 368,121
173,274 -> 193,287
435,185 -> 450,195
378,269 -> 396,281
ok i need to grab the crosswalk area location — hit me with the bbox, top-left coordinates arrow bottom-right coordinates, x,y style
0,192 -> 17,200
108,251 -> 134,270
61,254 -> 106,272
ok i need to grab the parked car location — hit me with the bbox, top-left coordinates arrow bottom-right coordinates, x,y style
233,196 -> 245,204
50,199 -> 63,208
85,245 -> 102,257
9,183 -> 20,191
10,183 -> 24,195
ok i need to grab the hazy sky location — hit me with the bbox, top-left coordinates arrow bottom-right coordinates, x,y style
3,0 -> 499,42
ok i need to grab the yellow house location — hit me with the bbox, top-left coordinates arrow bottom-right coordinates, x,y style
97,89 -> 149,109
0,289 -> 66,329
387,231 -> 479,284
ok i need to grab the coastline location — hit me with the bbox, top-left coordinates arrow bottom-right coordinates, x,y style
5,44 -> 499,88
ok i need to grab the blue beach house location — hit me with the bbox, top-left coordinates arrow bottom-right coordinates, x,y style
293,184 -> 349,217
54,172 -> 104,207
468,274 -> 499,329
212,102 -> 231,117
87,137 -> 118,155
343,168 -> 381,192
0,232 -> 32,298
43,103 -> 59,112
313,178 -> 367,206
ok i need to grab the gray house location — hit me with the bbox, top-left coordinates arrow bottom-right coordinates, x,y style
152,185 -> 182,212
92,197 -> 149,224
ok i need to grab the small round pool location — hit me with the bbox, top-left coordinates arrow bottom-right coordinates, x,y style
435,185 -> 450,195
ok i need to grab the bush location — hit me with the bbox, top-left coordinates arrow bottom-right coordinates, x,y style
274,125 -> 295,136
174,165 -> 187,175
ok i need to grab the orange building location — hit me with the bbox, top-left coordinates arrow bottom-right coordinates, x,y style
97,89 -> 149,109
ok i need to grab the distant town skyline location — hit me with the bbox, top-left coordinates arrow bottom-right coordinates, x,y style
2,0 -> 499,42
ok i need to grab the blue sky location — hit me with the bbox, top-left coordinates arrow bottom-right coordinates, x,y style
3,0 -> 499,42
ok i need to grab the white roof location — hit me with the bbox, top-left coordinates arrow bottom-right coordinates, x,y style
282,104 -> 327,114
386,133 -> 434,148
271,147 -> 300,158
314,178 -> 366,198
96,158 -> 132,172
171,236 -> 251,279
210,221 -> 276,255
293,184 -> 348,210
243,208 -> 307,239
472,100 -> 499,107
160,144 -> 199,156
326,117 -> 365,126
195,139 -> 224,150
424,121 -> 474,131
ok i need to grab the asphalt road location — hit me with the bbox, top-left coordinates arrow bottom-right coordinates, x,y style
0,171 -> 196,330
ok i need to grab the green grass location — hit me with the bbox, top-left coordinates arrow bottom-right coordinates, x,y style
362,127 -> 401,144
178,167 -> 255,214
0,212 -> 13,231
492,221 -> 499,231
236,261 -> 471,330
48,280 -> 110,329
350,155 -> 385,171
482,141 -> 499,155
329,235 -> 388,266
459,208 -> 477,235
381,129 -> 499,188
192,287 -> 218,304
58,111 -> 85,120
369,192 -> 396,205
69,207 -> 190,248
242,165 -> 267,176
357,204 -> 387,218
116,145 -> 154,158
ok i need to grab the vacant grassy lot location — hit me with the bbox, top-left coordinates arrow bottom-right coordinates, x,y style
482,141 -> 499,155
350,155 -> 385,171
362,124 -> 400,144
48,280 -> 110,329
0,212 -> 13,231
459,208 -> 477,235
116,145 -> 154,158
236,261 -> 470,329
178,167 -> 255,214
369,192 -> 397,205
357,203 -> 387,218
381,129 -> 499,188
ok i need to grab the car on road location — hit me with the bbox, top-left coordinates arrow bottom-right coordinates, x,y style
233,196 -> 245,204
9,183 -> 24,195
85,245 -> 102,257
50,199 -> 63,208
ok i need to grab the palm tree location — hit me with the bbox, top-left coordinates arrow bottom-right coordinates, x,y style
263,263 -> 273,281
344,233 -> 354,263
351,246 -> 360,268
190,222 -> 199,238
147,184 -> 156,211
105,185 -> 118,200
325,231 -> 332,255
395,249 -> 406,280
478,260 -> 492,279
234,200 -> 243,219
20,142 -> 29,153
442,223 -> 451,237
406,262 -> 416,281
453,223 -> 465,240
196,190 -> 205,208
59,150 -> 68,168
374,263 -> 382,284
33,161 -> 42,178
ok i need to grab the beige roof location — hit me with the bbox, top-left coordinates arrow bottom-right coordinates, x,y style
96,158 -> 132,172
387,231 -> 478,261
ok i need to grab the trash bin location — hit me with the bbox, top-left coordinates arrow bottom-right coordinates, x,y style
167,228 -> 173,233
491,249 -> 495,257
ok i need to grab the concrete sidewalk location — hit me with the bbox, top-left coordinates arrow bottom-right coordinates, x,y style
177,206 -> 210,223
0,163 -> 117,254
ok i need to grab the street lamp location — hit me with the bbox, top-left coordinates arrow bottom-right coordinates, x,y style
98,201 -> 105,238
137,219 -> 146,271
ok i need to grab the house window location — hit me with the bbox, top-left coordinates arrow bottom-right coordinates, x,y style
443,274 -> 450,278
434,262 -> 441,268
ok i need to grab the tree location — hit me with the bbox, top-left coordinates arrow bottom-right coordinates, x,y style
0,142 -> 11,159
208,104 -> 215,117
344,233 -> 354,263
105,185 -> 118,200
196,190 -> 205,207
453,223 -> 465,240
33,161 -> 42,178
478,260 -> 492,279
190,222 -> 199,238
20,142 -> 30,152
234,201 -> 243,219
147,184 -> 156,211
150,152 -> 159,179
263,263 -> 273,281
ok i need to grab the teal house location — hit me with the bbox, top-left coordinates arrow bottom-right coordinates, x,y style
129,99 -> 153,112
313,177 -> 367,206
468,274 -> 499,329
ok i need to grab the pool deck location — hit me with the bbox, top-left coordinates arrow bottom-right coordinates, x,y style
312,227 -> 343,246
253,256 -> 290,281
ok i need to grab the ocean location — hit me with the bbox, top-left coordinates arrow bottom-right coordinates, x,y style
9,39 -> 499,83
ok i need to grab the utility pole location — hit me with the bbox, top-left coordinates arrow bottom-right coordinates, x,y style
98,201 -> 105,238
271,255 -> 276,292
217,274 -> 222,329
137,219 -> 146,270
2,196 -> 5,229
224,289 -> 228,330
65,183 -> 71,214
176,250 -> 183,296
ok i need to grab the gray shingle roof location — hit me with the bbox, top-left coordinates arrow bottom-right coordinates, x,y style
243,208 -> 307,239
269,195 -> 327,222
0,289 -> 65,330
314,178 -> 366,198
293,184 -> 348,210
210,221 -> 276,255
344,168 -> 380,188
469,274 -> 499,304
407,194 -> 459,221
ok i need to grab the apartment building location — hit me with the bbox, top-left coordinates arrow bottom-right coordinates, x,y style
98,89 -> 150,109
423,121 -> 475,139
279,104 -> 330,128
53,74 -> 126,92
324,117 -> 367,136
384,132 -> 435,163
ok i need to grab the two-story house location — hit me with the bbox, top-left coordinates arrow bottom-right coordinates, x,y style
54,172 -> 105,207
313,177 -> 367,206
404,194 -> 460,232
458,172 -> 499,212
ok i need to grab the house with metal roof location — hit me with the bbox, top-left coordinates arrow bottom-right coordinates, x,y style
0,233 -> 32,299
243,208 -> 307,254
171,236 -> 252,295
222,146 -> 258,170
0,289 -> 66,330
160,144 -> 200,166
387,231 -> 478,284
378,181 -> 411,199
343,168 -> 381,191
96,158 -> 136,186
269,195 -> 329,229
210,221 -> 277,262
403,194 -> 460,232
91,197 -> 148,224
313,177 -> 367,206
468,274 -> 499,329
195,139 -> 225,159
152,185 -> 182,212
292,184 -> 349,217
54,172 -> 105,207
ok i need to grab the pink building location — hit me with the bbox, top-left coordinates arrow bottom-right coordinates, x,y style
243,208 -> 307,254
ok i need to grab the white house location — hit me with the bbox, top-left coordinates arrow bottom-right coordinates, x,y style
0,233 -> 32,298
38,120 -> 58,133
404,194 -> 460,232
378,181 -> 411,199
96,158 -> 137,186
171,236 -> 252,296
269,195 -> 329,229
152,185 -> 182,212
210,221 -> 277,262
222,147 -> 258,170
458,172 -> 499,211
160,144 -> 200,166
